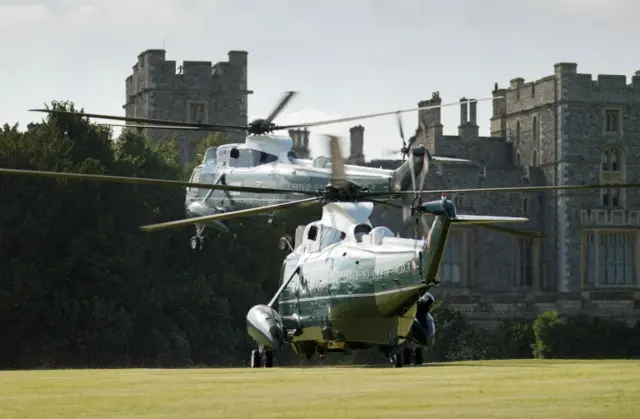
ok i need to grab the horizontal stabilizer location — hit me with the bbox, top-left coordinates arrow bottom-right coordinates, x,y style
452,214 -> 529,224
430,156 -> 475,165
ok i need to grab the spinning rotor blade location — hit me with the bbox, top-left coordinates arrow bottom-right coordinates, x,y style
0,167 -> 318,196
264,91 -> 297,124
277,97 -> 496,130
268,265 -> 300,307
396,112 -> 406,148
367,182 -> 640,197
31,97 -> 500,136
327,135 -> 348,189
429,156 -> 474,164
29,109 -> 244,133
139,196 -> 322,232
99,123 -> 201,130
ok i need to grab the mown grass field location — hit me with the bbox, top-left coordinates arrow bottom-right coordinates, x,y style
0,359 -> 638,418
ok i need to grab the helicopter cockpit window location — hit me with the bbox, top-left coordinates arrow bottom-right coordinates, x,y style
307,225 -> 345,253
188,168 -> 201,193
203,147 -> 217,165
216,147 -> 231,166
229,148 -> 279,168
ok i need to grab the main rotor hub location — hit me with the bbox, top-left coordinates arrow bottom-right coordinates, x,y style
248,118 -> 277,135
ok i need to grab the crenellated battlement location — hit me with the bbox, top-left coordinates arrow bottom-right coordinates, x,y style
125,49 -> 248,100
491,63 -> 640,113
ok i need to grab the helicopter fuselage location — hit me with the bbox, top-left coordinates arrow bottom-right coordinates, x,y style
183,135 -> 423,246
246,201 -> 450,361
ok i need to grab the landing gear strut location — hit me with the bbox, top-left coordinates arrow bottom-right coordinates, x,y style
249,349 -> 274,368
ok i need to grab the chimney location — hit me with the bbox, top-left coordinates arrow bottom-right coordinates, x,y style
469,98 -> 477,126
459,97 -> 468,127
288,129 -> 299,147
349,125 -> 365,164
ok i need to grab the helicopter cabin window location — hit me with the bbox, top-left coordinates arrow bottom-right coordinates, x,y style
307,225 -> 345,253
203,147 -> 217,165
228,148 -> 279,168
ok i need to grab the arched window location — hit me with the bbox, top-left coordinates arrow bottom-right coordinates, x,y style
600,146 -> 625,207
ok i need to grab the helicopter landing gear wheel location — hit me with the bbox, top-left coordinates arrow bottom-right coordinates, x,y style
250,349 -> 261,368
390,348 -> 403,368
263,350 -> 274,368
190,236 -> 204,251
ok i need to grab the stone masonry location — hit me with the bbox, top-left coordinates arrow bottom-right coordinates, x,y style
361,64 -> 640,326
123,49 -> 250,163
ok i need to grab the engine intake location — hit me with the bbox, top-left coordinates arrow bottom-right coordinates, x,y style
246,304 -> 285,350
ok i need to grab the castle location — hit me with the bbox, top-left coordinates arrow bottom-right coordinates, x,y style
124,50 -> 640,324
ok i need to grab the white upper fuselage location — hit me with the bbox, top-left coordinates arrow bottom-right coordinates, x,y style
195,134 -> 395,180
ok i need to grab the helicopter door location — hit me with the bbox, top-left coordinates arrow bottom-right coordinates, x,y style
186,166 -> 203,206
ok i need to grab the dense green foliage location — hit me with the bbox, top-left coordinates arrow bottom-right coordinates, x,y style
0,102 -> 313,369
1,103 -> 638,369
532,309 -> 640,359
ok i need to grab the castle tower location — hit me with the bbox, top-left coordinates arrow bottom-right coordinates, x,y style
123,49 -> 252,164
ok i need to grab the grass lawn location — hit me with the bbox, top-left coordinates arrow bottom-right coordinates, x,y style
0,359 -> 638,418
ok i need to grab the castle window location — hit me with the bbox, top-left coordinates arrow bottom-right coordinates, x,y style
439,231 -> 462,284
479,160 -> 486,177
516,121 -> 521,143
514,237 -> 537,287
604,109 -> 621,134
600,146 -> 625,207
532,149 -> 538,167
189,103 -> 206,124
532,117 -> 538,143
583,231 -> 636,287
516,151 -> 521,166
522,196 -> 528,213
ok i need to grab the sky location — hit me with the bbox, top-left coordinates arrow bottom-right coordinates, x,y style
1,0 -> 639,159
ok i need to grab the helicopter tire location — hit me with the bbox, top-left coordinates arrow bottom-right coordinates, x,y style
414,348 -> 423,365
390,349 -> 403,368
250,350 -> 261,368
403,348 -> 412,365
263,350 -> 274,368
